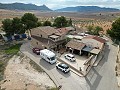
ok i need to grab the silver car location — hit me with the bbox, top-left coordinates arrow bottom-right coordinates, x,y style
64,54 -> 76,62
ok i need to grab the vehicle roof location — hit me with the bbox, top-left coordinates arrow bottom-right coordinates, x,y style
59,63 -> 69,68
40,49 -> 55,57
66,54 -> 74,57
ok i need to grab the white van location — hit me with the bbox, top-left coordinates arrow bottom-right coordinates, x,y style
40,49 -> 57,64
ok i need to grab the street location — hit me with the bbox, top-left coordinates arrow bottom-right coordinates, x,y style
86,41 -> 119,90
20,41 -> 119,90
20,42 -> 88,90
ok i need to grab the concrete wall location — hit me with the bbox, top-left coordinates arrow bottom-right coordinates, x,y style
31,37 -> 48,49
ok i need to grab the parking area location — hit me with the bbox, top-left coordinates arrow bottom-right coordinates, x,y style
58,52 -> 89,74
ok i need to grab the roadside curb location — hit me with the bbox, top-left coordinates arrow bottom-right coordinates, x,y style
19,50 -> 59,88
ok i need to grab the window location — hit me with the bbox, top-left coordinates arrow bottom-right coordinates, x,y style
41,35 -> 42,37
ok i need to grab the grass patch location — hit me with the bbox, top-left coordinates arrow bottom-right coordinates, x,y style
5,44 -> 21,55
0,54 -> 13,81
29,60 -> 44,72
48,87 -> 59,90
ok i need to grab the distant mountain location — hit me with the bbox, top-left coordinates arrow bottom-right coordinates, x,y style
55,6 -> 120,12
0,3 -> 52,11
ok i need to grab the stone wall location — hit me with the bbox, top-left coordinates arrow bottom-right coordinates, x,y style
116,45 -> 120,87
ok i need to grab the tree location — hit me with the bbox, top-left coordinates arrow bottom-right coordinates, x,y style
12,17 -> 25,34
2,19 -> 13,36
43,21 -> 51,26
107,18 -> 120,41
94,26 -> 103,35
21,13 -> 38,30
53,16 -> 68,28
87,25 -> 94,33
68,18 -> 72,26
87,25 -> 103,35
37,21 -> 42,27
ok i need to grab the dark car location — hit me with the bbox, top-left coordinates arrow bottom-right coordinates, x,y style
56,63 -> 70,73
32,48 -> 41,55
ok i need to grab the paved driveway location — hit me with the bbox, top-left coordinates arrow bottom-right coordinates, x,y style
20,40 -> 119,90
20,42 -> 89,90
86,41 -> 119,90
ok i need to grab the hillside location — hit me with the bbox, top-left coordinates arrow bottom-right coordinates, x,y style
55,6 -> 120,12
0,3 -> 52,11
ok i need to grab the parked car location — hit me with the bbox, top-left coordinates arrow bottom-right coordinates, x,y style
56,63 -> 70,73
64,54 -> 76,62
32,48 -> 41,55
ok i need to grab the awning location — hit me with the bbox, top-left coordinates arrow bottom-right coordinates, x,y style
90,49 -> 100,55
49,35 -> 60,39
82,46 -> 94,52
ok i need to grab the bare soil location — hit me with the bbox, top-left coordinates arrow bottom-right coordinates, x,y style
0,55 -> 55,90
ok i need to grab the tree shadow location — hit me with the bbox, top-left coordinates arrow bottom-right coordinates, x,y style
85,67 -> 102,90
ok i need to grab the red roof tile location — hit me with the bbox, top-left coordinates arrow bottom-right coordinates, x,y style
83,35 -> 106,43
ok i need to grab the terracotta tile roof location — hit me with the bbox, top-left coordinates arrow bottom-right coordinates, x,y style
66,40 -> 86,50
83,35 -> 106,43
55,27 -> 75,36
31,26 -> 75,36
31,26 -> 56,35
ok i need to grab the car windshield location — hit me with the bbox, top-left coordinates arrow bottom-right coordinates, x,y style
61,64 -> 69,69
50,56 -> 55,61
71,56 -> 75,58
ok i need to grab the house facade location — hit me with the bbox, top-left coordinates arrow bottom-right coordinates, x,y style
31,26 -> 75,50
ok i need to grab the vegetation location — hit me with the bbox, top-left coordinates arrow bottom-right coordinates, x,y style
2,14 -> 73,36
53,16 -> 68,28
2,13 -> 40,36
29,60 -> 44,72
107,18 -> 120,41
68,18 -> 72,26
12,17 -> 25,34
0,48 -> 16,81
87,25 -> 103,35
2,19 -> 13,36
37,21 -> 42,27
43,20 -> 51,26
48,87 -> 59,90
21,13 -> 38,30
5,44 -> 21,55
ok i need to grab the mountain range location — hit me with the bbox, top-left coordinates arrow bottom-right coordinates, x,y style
0,3 -> 119,12
0,3 -> 52,11
55,6 -> 120,12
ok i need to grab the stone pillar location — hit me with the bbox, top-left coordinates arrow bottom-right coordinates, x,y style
79,50 -> 81,55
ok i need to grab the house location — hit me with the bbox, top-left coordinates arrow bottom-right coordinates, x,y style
66,39 -> 86,55
81,35 -> 106,55
31,26 -> 75,50
82,36 -> 106,50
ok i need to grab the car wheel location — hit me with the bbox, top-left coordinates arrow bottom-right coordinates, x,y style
63,71 -> 66,73
56,66 -> 58,69
64,56 -> 66,59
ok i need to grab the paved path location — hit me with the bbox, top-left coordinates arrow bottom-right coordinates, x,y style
86,41 -> 119,90
20,40 -> 119,90
20,42 -> 88,90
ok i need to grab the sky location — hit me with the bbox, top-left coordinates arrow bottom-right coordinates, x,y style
0,0 -> 120,10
